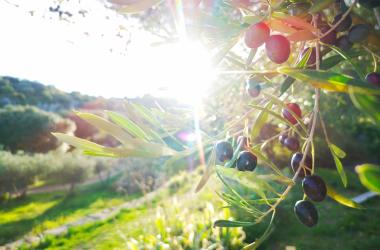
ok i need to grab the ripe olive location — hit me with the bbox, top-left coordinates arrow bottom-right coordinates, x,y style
291,152 -> 312,178
337,35 -> 353,51
282,103 -> 302,125
265,35 -> 291,64
320,25 -> 337,45
284,137 -> 300,151
294,200 -> 318,227
302,175 -> 327,202
332,13 -> 352,32
365,72 -> 380,87
245,22 -> 270,49
279,133 -> 288,145
215,141 -> 233,162
348,24 -> 370,43
236,151 -> 257,171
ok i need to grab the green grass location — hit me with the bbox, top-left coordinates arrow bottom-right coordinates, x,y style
246,168 -> 380,250
28,171 -> 245,250
0,178 -> 139,245
5,168 -> 380,250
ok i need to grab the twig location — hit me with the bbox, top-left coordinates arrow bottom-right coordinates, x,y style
255,14 -> 322,224
319,0 -> 357,39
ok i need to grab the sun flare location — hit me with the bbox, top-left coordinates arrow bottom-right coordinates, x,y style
136,41 -> 216,105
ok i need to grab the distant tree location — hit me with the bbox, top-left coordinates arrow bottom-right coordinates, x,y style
0,105 -> 75,153
47,152 -> 95,192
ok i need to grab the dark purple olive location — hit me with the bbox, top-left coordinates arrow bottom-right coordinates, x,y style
365,72 -> 380,87
237,136 -> 250,149
215,141 -> 233,162
337,35 -> 353,51
332,13 -> 352,32
246,78 -> 261,98
284,137 -> 299,151
294,200 -> 318,227
236,151 -> 257,171
301,47 -> 316,65
279,133 -> 288,145
320,25 -> 337,45
291,152 -> 312,178
348,24 -> 370,43
302,175 -> 327,202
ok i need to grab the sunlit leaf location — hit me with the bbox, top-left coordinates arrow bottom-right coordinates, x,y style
350,92 -> 380,126
74,111 -> 132,144
106,111 -> 150,141
251,102 -> 273,139
326,185 -> 364,209
274,15 -> 317,33
330,148 -> 348,187
214,220 -> 255,228
268,19 -> 297,34
329,143 -> 346,159
287,30 -> 316,42
195,148 -> 216,193
278,68 -> 380,95
356,164 -> 380,193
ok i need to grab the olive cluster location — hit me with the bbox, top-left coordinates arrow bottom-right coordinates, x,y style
244,22 -> 291,64
279,102 -> 327,227
215,136 -> 257,172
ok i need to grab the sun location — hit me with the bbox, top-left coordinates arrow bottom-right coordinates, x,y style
140,41 -> 216,105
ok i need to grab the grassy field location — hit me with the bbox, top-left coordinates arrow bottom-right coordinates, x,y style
2,167 -> 380,249
0,177 -> 139,245
19,168 -> 380,250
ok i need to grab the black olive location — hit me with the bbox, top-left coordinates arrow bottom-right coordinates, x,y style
302,175 -> 327,202
294,200 -> 318,227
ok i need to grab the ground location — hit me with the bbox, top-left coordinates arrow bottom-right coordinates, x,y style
1,168 -> 379,250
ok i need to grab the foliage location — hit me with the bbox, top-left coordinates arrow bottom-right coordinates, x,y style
113,157 -> 166,194
45,152 -> 96,191
0,76 -> 93,112
0,105 -> 75,153
0,150 -> 100,199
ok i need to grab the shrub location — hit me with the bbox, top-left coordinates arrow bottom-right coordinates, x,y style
0,105 -> 75,153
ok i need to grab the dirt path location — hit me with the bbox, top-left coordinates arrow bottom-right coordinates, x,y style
26,171 -> 117,195
1,185 -> 161,250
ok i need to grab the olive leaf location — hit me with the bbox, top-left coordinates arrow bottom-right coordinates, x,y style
214,220 -> 256,228
328,143 -> 348,187
326,185 -> 364,209
355,164 -> 380,193
278,68 -> 380,95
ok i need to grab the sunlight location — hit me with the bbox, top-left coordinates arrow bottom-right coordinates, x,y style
138,41 -> 216,105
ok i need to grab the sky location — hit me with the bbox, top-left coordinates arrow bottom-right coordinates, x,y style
0,0 -> 215,103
